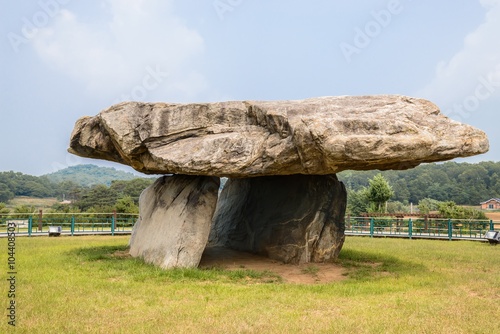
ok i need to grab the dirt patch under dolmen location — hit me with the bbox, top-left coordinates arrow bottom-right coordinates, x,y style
199,247 -> 347,284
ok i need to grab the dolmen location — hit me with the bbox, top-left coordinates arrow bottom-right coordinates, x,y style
68,95 -> 489,268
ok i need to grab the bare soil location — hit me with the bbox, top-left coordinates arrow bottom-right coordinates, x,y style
199,247 -> 347,284
485,211 -> 500,220
484,212 -> 500,229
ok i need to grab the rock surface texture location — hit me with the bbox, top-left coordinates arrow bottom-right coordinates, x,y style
209,175 -> 347,264
129,175 -> 219,268
68,95 -> 489,177
69,95 -> 489,267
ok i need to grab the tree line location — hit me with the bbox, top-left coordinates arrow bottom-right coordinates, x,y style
338,161 -> 500,206
0,170 -> 153,215
1,161 -> 499,216
345,173 -> 487,219
52,178 -> 154,213
0,171 -> 55,202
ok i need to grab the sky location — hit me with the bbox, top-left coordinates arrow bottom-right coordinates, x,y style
1,0 -> 499,176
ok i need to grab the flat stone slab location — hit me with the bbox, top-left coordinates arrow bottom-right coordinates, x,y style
68,95 -> 488,177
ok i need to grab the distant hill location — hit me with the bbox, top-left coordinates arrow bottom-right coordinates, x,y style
44,164 -> 140,187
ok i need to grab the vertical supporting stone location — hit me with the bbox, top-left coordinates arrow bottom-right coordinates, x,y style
130,175 -> 219,268
209,174 -> 346,264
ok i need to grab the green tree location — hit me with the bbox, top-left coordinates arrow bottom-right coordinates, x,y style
49,203 -> 81,214
417,198 -> 441,214
74,184 -> 118,211
391,179 -> 410,203
115,196 -> 139,214
367,174 -> 394,213
12,205 -> 36,219
85,205 -> 115,214
386,201 -> 409,213
56,180 -> 83,202
0,202 -> 10,215
110,178 -> 153,204
0,183 -> 14,203
437,201 -> 487,220
346,188 -> 370,216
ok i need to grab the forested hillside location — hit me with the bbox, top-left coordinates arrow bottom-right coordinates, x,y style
338,161 -> 500,205
0,171 -> 54,202
44,164 -> 139,186
0,164 -> 151,203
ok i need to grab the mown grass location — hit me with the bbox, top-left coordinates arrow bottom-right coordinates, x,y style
0,235 -> 498,333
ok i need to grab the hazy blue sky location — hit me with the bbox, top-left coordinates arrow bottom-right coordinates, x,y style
1,0 -> 499,176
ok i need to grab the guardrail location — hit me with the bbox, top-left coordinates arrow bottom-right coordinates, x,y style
345,216 -> 497,240
0,212 -> 137,237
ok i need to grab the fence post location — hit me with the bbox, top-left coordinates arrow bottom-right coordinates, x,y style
490,220 -> 494,231
111,211 -> 116,236
71,215 -> 75,236
409,218 -> 413,239
28,215 -> 32,237
370,218 -> 374,237
38,209 -> 43,232
448,219 -> 452,241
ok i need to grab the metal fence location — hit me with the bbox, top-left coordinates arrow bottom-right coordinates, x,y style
0,213 -> 137,237
1,213 -> 497,241
345,216 -> 497,240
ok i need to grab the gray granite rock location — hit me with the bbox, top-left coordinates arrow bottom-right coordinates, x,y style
69,95 -> 489,177
208,174 -> 346,264
129,175 -> 219,268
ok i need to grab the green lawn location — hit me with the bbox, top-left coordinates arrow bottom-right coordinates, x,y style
0,235 -> 498,333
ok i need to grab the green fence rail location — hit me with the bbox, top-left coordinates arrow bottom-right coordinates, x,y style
0,213 -> 138,237
1,213 -> 497,240
345,216 -> 496,240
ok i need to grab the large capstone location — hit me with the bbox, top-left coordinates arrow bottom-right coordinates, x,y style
68,95 -> 489,177
209,174 -> 347,264
129,175 -> 219,268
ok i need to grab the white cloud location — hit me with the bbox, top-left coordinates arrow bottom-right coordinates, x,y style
480,0 -> 500,8
32,0 -> 205,100
416,1 -> 500,109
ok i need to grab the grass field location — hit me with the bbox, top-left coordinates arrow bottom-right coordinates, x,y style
0,236 -> 498,334
6,197 -> 59,210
